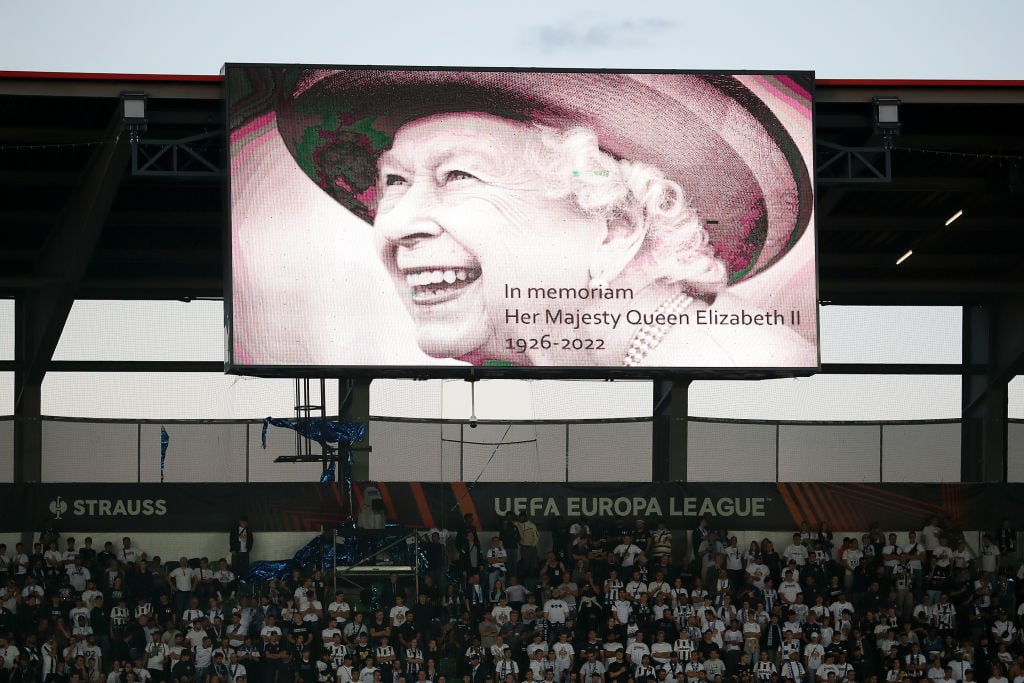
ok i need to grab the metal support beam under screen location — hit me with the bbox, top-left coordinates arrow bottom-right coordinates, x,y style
131,131 -> 223,177
816,141 -> 892,184
653,380 -> 689,481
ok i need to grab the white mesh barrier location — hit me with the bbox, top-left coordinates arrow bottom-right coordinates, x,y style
0,301 -> 12,361
42,419 -> 138,482
370,378 -> 652,420
460,424 -> 565,482
566,421 -> 652,481
0,373 -> 12,416
368,420 -> 648,482
881,423 -> 960,481
0,416 -> 990,485
778,424 -> 880,481
139,423 -> 248,483
1009,422 -> 1024,482
0,418 -> 12,482
369,420 -> 445,481
687,420 -> 777,481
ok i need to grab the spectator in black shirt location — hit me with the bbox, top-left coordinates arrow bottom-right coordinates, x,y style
46,596 -> 66,625
549,517 -> 571,563
498,520 -> 521,580
395,614 -> 417,650
288,616 -> 312,657
454,516 -> 478,567
97,544 -> 117,576
296,651 -> 317,683
43,659 -> 68,683
382,576 -> 406,610
423,533 -> 447,590
699,631 -> 721,660
19,633 -> 41,674
263,634 -> 284,683
9,659 -> 40,683
28,542 -> 45,572
801,613 -> 822,643
278,651 -> 297,683
858,581 -> 885,616
691,520 -> 710,566
236,638 -> 261,683
89,596 -> 110,656
170,651 -> 194,683
69,654 -> 89,683
606,651 -> 628,683
467,654 -> 489,683
411,595 -> 437,640
893,633 -> 913,662
209,653 -> 230,683
128,616 -> 152,662
154,596 -> 175,629
735,653 -> 754,679
78,539 -> 97,571
0,606 -> 16,643
18,594 -> 44,635
29,559 -> 49,589
108,576 -> 129,608
129,561 -> 155,602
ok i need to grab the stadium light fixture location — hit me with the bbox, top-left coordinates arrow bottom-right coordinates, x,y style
873,96 -> 901,150
120,91 -> 148,142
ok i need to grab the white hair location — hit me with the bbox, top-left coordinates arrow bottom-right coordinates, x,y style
534,125 -> 728,296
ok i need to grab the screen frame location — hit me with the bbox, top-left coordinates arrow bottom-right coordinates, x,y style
223,63 -> 820,380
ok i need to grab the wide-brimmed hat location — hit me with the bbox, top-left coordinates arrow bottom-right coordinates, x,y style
268,67 -> 813,284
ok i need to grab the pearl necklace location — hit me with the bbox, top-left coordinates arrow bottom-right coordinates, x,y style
622,291 -> 695,367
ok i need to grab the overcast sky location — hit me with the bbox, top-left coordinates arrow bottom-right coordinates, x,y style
1,0 -> 1022,423
2,1 -> 1024,79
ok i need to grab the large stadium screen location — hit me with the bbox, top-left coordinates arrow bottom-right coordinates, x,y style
225,65 -> 818,378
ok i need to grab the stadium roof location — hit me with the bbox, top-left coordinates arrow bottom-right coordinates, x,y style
2,71 -> 1023,307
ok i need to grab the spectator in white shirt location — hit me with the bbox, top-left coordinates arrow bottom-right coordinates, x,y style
613,536 -> 643,569
783,534 -> 809,567
921,518 -> 942,554
169,557 -> 197,618
626,632 -> 650,666
779,571 -> 802,605
486,537 -> 508,594
388,596 -> 409,628
543,588 -> 571,625
119,537 -> 141,565
328,593 -> 351,624
980,535 -> 1000,574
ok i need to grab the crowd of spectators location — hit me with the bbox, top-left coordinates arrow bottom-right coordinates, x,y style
0,514 -> 1021,683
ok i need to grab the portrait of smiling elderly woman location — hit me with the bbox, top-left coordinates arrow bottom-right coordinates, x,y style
235,68 -> 816,369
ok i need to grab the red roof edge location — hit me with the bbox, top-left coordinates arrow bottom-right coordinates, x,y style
0,70 -> 223,82
1,72 -> 1022,88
